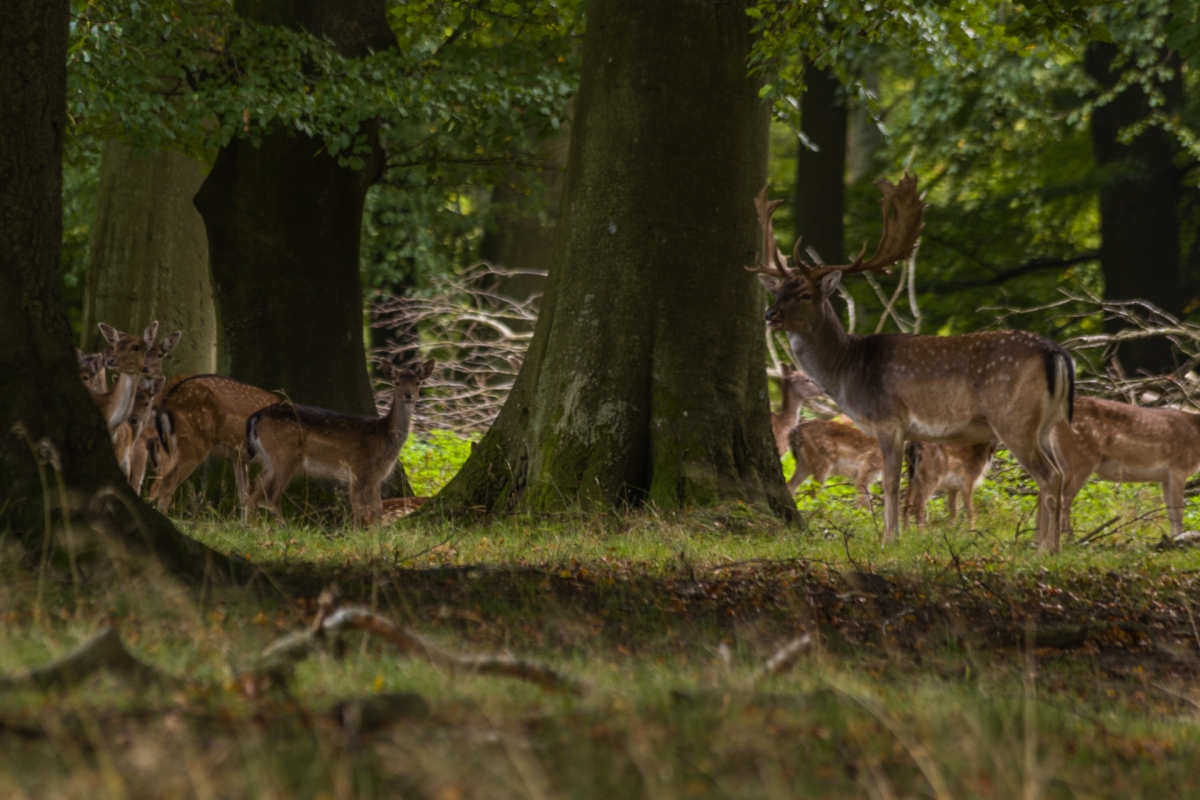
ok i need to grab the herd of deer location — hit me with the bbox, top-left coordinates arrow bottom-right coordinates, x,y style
71,173 -> 1200,550
755,173 -> 1200,551
76,323 -> 435,526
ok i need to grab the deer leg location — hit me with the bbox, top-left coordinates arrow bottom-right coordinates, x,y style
787,451 -> 811,494
855,471 -> 873,510
878,432 -> 905,544
963,489 -> 976,529
149,450 -> 206,514
128,436 -> 150,495
1165,472 -> 1186,538
946,490 -> 959,524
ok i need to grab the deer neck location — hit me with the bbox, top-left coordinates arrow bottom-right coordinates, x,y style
384,389 -> 415,444
104,371 -> 140,431
786,302 -> 856,402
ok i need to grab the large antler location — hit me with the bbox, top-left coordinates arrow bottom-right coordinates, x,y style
803,173 -> 925,282
746,186 -> 801,281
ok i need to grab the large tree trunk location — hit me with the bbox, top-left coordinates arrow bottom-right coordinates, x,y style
193,0 -> 396,415
1085,42 -> 1184,374
794,62 -> 847,265
434,0 -> 793,515
0,0 -> 233,584
81,140 -> 217,377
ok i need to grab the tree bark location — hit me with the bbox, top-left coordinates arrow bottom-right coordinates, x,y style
794,62 -> 847,265
194,0 -> 396,415
0,0 -> 234,584
81,140 -> 217,377
434,0 -> 793,515
1085,42 -> 1184,374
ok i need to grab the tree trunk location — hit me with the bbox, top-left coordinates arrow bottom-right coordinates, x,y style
81,140 -> 217,377
194,0 -> 397,415
1085,42 -> 1184,374
434,0 -> 793,516
794,62 -> 847,265
0,0 -> 233,584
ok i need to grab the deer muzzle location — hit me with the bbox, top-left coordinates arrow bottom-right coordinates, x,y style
763,307 -> 782,329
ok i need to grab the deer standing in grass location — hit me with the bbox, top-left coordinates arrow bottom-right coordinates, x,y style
247,359 -> 436,527
771,364 -> 826,456
148,375 -> 281,516
88,322 -> 157,435
787,420 -> 883,508
749,175 -> 1074,550
1056,397 -> 1200,538
903,442 -> 995,529
115,331 -> 181,490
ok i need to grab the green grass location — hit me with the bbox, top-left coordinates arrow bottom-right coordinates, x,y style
4,439 -> 1200,798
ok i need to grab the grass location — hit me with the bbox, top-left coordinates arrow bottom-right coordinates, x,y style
4,440 -> 1200,798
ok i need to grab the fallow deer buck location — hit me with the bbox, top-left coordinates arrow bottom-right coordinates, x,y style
148,374 -> 281,516
749,175 -> 1074,550
787,420 -> 883,508
771,364 -> 826,456
246,359 -> 435,527
88,322 -> 157,435
903,442 -> 995,529
1056,397 -> 1200,538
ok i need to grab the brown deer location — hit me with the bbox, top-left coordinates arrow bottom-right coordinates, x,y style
246,359 -> 436,527
771,364 -> 826,456
1057,396 -> 1200,538
903,442 -> 995,529
749,175 -> 1074,550
147,374 -> 281,516
787,420 -> 883,508
119,331 -> 181,491
76,348 -> 108,393
88,322 -> 157,435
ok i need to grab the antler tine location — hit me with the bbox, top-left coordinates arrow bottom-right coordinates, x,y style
746,185 -> 797,280
791,237 -> 817,276
816,172 -> 926,280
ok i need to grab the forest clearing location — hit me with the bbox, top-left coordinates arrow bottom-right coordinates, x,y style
8,0 -> 1200,797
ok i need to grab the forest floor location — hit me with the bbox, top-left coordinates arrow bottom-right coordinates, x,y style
4,469 -> 1200,798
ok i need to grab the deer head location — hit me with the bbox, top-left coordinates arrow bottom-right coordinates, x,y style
98,321 -> 157,376
379,358 -> 436,410
143,330 -> 182,377
749,175 -> 925,337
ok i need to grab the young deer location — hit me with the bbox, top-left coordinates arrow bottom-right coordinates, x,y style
771,364 -> 826,456
246,359 -> 436,527
1057,396 -> 1200,538
89,322 -> 157,435
903,442 -> 995,529
787,420 -> 884,508
119,331 -> 181,491
76,348 -> 108,393
749,176 -> 1073,550
148,375 -> 281,516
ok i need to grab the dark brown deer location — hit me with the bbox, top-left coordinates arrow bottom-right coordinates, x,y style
771,364 -> 826,456
148,375 -> 281,516
246,359 -> 435,526
1057,397 -> 1200,538
787,420 -> 883,508
749,175 -> 1073,550
903,442 -> 995,529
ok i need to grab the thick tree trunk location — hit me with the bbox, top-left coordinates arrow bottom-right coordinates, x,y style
435,0 -> 793,515
194,0 -> 396,415
0,0 -> 233,584
794,62 -> 847,265
1085,42 -> 1184,374
81,140 -> 217,377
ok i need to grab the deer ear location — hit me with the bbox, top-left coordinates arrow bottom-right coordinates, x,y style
98,323 -> 120,346
150,376 -> 166,394
143,320 -> 159,345
781,363 -> 794,377
818,271 -> 842,298
378,360 -> 398,381
75,347 -> 86,363
160,332 -> 182,355
419,359 -> 436,380
757,273 -> 782,295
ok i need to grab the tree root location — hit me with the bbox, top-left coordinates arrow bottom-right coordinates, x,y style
0,626 -> 173,692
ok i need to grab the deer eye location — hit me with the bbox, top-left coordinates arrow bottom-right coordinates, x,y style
131,345 -> 141,351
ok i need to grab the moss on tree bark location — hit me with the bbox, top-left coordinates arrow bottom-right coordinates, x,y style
435,0 -> 794,516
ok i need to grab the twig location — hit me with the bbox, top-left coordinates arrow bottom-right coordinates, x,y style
0,627 -> 172,692
756,634 -> 813,683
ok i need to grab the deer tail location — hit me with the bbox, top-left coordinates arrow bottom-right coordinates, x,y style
246,413 -> 260,460
1043,346 -> 1075,425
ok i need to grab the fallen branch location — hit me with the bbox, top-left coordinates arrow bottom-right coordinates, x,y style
756,634 -> 813,683
262,603 -> 584,695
